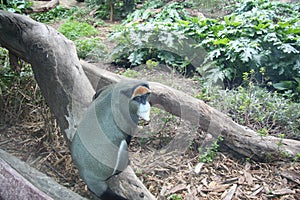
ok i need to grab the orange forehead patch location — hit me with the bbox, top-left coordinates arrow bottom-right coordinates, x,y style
132,86 -> 151,98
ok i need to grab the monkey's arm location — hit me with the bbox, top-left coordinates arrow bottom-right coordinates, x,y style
112,140 -> 129,176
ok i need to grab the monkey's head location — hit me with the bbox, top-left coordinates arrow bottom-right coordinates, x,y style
130,84 -> 151,121
110,80 -> 151,134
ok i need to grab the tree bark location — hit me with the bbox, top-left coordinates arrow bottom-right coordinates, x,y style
0,10 -> 94,142
0,11 -> 155,200
0,149 -> 87,200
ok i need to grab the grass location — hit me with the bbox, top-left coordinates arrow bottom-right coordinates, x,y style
75,37 -> 108,62
196,83 -> 300,140
58,20 -> 99,41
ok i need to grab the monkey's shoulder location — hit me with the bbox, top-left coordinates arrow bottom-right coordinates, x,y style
93,84 -> 114,100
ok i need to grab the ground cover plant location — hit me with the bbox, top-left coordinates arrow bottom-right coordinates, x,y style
30,6 -> 79,23
0,0 -> 32,13
197,81 -> 300,140
58,19 -> 108,62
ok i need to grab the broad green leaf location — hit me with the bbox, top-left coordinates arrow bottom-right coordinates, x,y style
278,44 -> 299,54
240,47 -> 258,63
213,38 -> 230,45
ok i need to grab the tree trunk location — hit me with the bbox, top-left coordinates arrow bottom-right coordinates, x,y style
0,11 -> 155,200
109,0 -> 114,21
0,11 -> 94,142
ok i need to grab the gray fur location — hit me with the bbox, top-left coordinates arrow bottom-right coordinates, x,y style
71,80 -> 149,198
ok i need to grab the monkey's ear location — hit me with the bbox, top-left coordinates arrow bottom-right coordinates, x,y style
141,83 -> 150,89
120,88 -> 132,98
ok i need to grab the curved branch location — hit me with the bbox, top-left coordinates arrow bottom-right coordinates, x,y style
0,11 -> 155,200
82,61 -> 300,162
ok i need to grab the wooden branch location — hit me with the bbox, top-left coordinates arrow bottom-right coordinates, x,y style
0,11 -> 155,199
81,61 -> 300,162
0,149 -> 87,200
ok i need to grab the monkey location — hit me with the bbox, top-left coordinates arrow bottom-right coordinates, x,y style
71,80 -> 151,200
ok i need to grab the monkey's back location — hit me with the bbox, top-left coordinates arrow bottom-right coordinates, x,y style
71,85 -> 130,181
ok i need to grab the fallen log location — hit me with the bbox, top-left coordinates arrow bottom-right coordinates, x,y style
0,149 -> 87,200
27,0 -> 59,13
82,61 -> 300,162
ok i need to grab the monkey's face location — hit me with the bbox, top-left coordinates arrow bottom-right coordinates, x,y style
131,85 -> 151,121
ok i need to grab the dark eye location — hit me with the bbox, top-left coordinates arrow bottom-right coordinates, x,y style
133,96 -> 142,102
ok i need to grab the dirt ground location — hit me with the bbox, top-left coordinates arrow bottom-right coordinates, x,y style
1,62 -> 299,199
1,2 -> 300,200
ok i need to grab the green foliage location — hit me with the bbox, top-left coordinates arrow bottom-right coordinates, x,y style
111,0 -> 300,96
197,81 -> 300,140
123,0 -> 191,24
146,59 -> 159,69
86,0 -> 138,20
58,20 -> 99,41
110,2 -> 194,72
258,128 -> 268,137
58,19 -> 108,62
199,136 -> 223,163
168,194 -> 183,200
31,6 -> 78,23
136,168 -> 143,176
122,68 -> 139,78
0,48 -> 33,93
293,153 -> 300,162
0,48 -> 14,94
75,37 -> 108,62
195,0 -> 300,96
0,0 -> 32,13
0,48 -> 9,69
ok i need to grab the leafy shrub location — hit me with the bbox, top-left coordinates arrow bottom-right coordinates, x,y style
75,37 -> 108,62
111,0 -> 300,96
195,0 -> 300,95
0,0 -> 32,13
121,68 -> 139,78
123,0 -> 191,24
168,194 -> 183,200
58,20 -> 99,41
31,6 -> 78,23
110,2 -> 196,72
